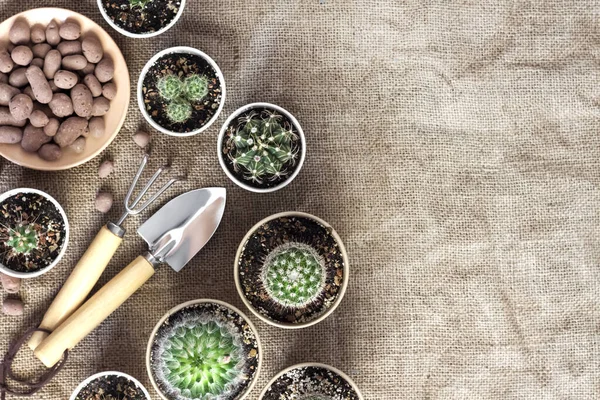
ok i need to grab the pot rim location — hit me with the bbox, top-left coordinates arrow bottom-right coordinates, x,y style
145,298 -> 263,400
258,362 -> 364,400
69,370 -> 152,400
233,211 -> 349,329
137,46 -> 226,136
0,188 -> 69,279
97,0 -> 187,38
216,102 -> 306,193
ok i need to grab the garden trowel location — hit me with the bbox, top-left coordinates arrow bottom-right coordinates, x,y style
33,187 -> 227,368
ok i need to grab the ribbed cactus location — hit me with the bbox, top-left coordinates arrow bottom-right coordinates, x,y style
157,73 -> 209,123
261,242 -> 326,307
153,314 -> 246,400
227,111 -> 299,183
4,223 -> 38,256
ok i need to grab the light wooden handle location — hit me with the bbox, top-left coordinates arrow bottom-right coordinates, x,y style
29,225 -> 123,351
34,255 -> 155,368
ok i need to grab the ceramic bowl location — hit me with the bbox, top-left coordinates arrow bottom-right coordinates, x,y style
0,188 -> 69,279
0,8 -> 130,171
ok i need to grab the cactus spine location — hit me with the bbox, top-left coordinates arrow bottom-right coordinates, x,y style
261,242 -> 326,308
4,223 -> 38,256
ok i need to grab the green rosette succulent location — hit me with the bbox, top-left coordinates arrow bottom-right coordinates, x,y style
4,223 -> 38,255
261,242 -> 326,308
227,111 -> 299,183
166,99 -> 193,123
152,311 -> 248,400
157,75 -> 184,101
183,75 -> 209,102
157,73 -> 209,123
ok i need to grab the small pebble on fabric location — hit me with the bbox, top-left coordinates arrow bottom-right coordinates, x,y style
98,160 -> 114,178
0,272 -> 21,293
2,298 -> 23,316
95,191 -> 113,213
132,131 -> 150,148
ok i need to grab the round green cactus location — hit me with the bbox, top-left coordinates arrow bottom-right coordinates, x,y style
166,99 -> 192,123
227,111 -> 299,183
154,317 -> 246,399
157,75 -> 184,101
183,74 -> 209,102
261,242 -> 326,307
5,223 -> 38,255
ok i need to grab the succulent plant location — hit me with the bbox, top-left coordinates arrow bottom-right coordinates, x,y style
3,222 -> 39,256
129,0 -> 153,9
227,110 -> 300,183
183,75 -> 209,102
157,74 -> 209,123
261,242 -> 326,308
153,312 -> 247,400
166,99 -> 192,123
157,75 -> 184,101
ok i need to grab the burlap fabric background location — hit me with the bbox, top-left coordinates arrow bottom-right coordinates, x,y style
1,0 -> 600,399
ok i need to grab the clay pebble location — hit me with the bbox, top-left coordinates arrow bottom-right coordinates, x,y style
98,160 -> 114,178
2,298 -> 24,316
95,191 -> 113,213
0,272 -> 21,293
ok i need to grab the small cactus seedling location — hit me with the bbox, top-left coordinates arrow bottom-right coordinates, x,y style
166,99 -> 192,123
183,75 -> 209,102
261,242 -> 326,308
156,74 -> 209,123
4,223 -> 38,255
129,0 -> 152,9
157,75 -> 184,101
153,311 -> 249,400
227,110 -> 300,184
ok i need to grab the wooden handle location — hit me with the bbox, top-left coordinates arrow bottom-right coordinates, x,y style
34,255 -> 155,368
29,225 -> 123,351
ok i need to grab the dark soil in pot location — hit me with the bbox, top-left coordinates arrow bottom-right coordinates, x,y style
221,107 -> 302,190
142,52 -> 222,134
101,0 -> 181,35
0,192 -> 66,274
262,365 -> 360,400
237,215 -> 345,325
149,301 -> 260,400
74,374 -> 147,400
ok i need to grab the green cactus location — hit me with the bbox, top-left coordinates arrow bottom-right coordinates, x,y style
166,99 -> 192,123
157,75 -> 184,101
154,315 -> 246,399
261,242 -> 326,307
4,223 -> 38,255
183,74 -> 209,102
129,0 -> 152,8
227,110 -> 299,183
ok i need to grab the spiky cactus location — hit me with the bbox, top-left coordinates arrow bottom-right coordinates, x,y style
4,223 -> 38,255
157,75 -> 184,101
153,314 -> 247,400
261,242 -> 325,308
227,111 -> 299,183
157,73 -> 209,123
183,75 -> 209,102
166,99 -> 192,123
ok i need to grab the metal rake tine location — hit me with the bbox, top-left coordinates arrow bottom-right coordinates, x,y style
126,165 -> 169,212
126,176 -> 182,215
123,153 -> 150,211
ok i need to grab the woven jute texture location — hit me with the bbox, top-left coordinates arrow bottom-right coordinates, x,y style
2,0 -> 600,399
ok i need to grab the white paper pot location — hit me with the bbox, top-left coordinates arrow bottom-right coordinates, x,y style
234,211 -> 349,329
97,0 -> 186,38
70,370 -> 151,400
217,102 -> 306,193
0,188 -> 69,279
146,298 -> 263,400
137,46 -> 226,136
259,362 -> 364,400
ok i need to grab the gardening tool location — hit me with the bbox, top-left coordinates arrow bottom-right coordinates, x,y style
33,187 -> 227,368
28,154 -> 181,350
